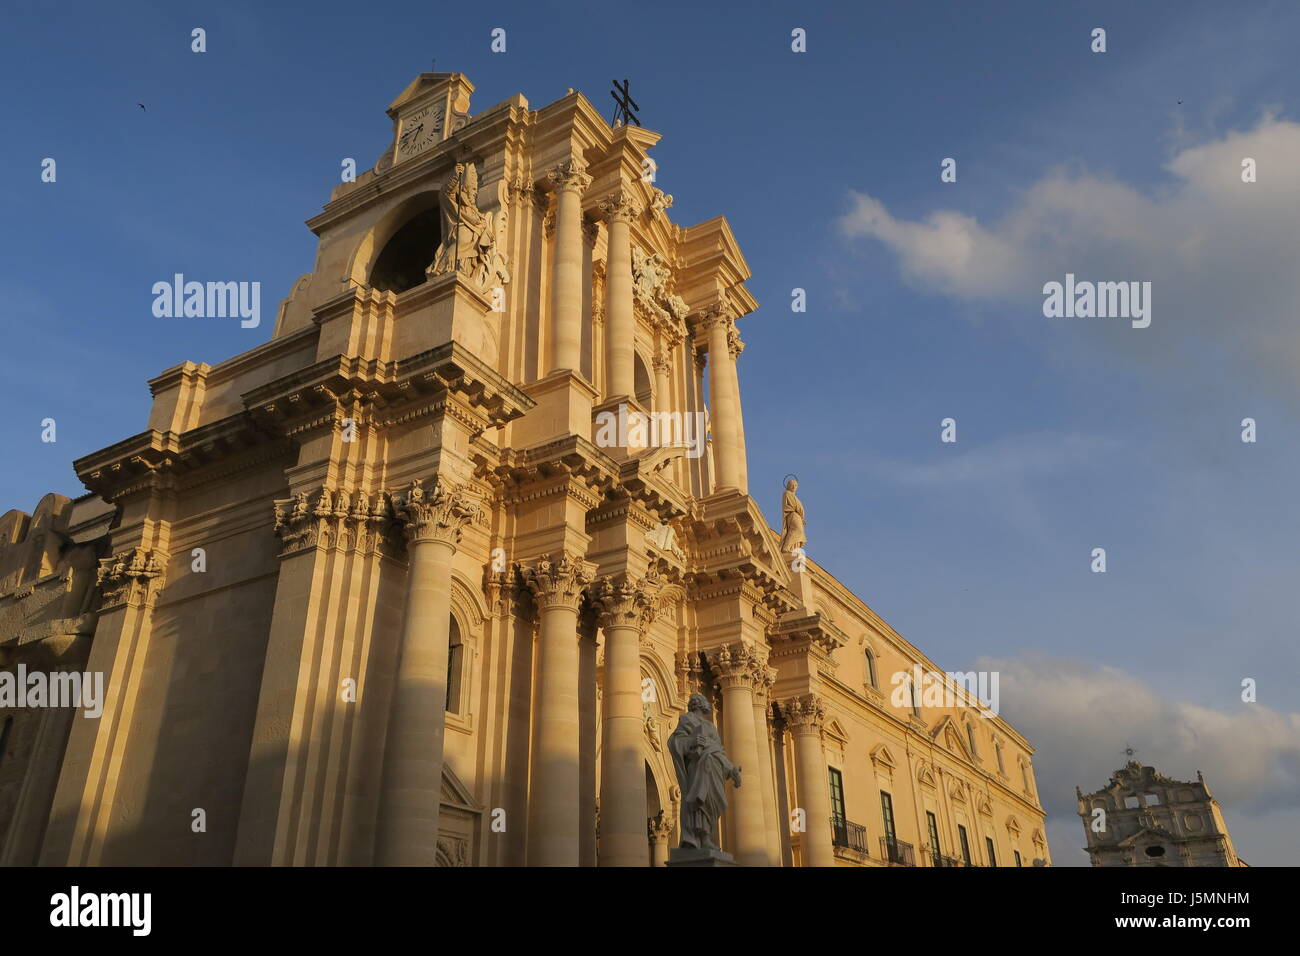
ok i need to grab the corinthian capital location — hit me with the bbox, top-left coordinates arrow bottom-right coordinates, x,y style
96,547 -> 166,610
519,552 -> 593,611
598,191 -> 642,224
781,693 -> 827,733
547,158 -> 592,195
708,640 -> 766,690
589,568 -> 661,631
392,479 -> 478,547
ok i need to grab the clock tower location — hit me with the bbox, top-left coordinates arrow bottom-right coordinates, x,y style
386,72 -> 473,165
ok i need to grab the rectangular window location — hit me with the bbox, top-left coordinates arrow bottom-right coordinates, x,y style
880,791 -> 897,848
985,836 -> 997,867
958,824 -> 973,866
1014,850 -> 1022,867
926,811 -> 941,856
828,767 -> 846,824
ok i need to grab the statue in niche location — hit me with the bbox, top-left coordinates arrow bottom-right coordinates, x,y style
668,693 -> 741,851
429,161 -> 511,291
779,477 -> 806,557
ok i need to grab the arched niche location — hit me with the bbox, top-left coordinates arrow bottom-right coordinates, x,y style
347,189 -> 445,292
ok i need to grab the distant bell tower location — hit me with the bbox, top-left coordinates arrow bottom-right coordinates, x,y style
1077,761 -> 1246,867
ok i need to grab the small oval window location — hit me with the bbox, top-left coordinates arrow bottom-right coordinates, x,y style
1144,845 -> 1166,858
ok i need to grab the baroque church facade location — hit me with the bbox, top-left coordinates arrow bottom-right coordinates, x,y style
0,73 -> 1049,867
1078,762 -> 1245,867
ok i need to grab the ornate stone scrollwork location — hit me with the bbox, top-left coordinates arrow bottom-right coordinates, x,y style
273,486 -> 397,557
707,640 -> 766,690
391,479 -> 479,548
96,547 -> 166,611
588,568 -> 661,631
781,693 -> 827,734
599,192 -> 641,225
518,552 -> 593,612
547,158 -> 592,195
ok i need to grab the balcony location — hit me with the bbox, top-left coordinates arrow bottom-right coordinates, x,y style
831,816 -> 868,855
880,837 -> 915,866
929,849 -> 964,867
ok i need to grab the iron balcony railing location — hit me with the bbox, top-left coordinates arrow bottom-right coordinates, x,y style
831,816 -> 868,853
880,837 -> 915,866
929,848 -> 965,867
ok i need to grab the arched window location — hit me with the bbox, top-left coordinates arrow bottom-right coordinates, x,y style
995,740 -> 1005,774
966,722 -> 978,758
446,615 -> 464,713
370,208 -> 442,293
634,353 -> 653,408
909,679 -> 922,717
1020,759 -> 1034,797
864,647 -> 878,689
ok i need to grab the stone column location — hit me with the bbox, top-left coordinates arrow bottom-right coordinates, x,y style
600,193 -> 640,400
547,159 -> 592,374
521,553 -> 593,866
375,479 -> 477,866
784,694 -> 836,867
726,325 -> 749,494
703,309 -> 741,491
648,813 -> 673,867
751,667 -> 782,866
652,351 -> 671,414
708,642 -> 769,866
590,570 -> 660,866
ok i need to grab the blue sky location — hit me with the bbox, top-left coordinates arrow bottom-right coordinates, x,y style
3,1 -> 1298,864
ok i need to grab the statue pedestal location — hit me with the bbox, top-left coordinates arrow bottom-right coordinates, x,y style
666,847 -> 738,868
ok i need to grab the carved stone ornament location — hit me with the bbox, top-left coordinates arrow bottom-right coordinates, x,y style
781,693 -> 827,734
588,568 -> 661,631
96,547 -> 166,610
707,641 -> 766,690
519,552 -> 593,612
274,486 -> 399,557
428,161 -> 512,292
547,158 -> 592,195
390,479 -> 479,548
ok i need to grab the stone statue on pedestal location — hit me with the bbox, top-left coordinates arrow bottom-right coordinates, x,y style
779,477 -> 806,557
667,693 -> 741,858
429,161 -> 511,291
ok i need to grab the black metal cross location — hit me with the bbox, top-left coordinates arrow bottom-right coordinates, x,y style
610,78 -> 641,128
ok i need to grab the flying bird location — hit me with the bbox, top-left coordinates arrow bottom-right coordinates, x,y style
138,103 -> 146,111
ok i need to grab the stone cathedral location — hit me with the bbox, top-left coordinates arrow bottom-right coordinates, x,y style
0,73 -> 1050,867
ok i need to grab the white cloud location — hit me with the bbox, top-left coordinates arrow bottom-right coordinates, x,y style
837,116 -> 1300,398
976,654 -> 1300,866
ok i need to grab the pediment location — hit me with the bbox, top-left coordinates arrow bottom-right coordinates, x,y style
1118,825 -> 1176,848
440,763 -> 482,812
930,715 -> 976,764
870,744 -> 897,771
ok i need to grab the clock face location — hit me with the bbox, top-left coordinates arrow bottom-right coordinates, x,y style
397,105 -> 439,159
